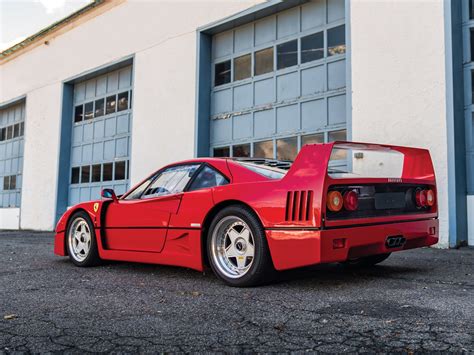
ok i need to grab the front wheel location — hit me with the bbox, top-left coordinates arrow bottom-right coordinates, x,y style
66,211 -> 101,267
343,253 -> 391,268
207,205 -> 275,287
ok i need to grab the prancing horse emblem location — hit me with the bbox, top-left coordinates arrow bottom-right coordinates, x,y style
93,203 -> 99,213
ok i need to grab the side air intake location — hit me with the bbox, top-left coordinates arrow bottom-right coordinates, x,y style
285,190 -> 313,221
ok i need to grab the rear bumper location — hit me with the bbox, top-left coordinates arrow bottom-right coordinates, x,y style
265,219 -> 438,271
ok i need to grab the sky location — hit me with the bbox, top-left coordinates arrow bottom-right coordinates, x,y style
0,0 -> 92,51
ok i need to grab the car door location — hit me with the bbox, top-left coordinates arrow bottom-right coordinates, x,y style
169,164 -> 230,228
103,164 -> 201,253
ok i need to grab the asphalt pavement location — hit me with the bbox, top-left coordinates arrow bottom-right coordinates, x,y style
0,231 -> 473,353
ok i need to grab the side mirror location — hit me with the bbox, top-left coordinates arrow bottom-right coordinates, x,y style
101,188 -> 118,202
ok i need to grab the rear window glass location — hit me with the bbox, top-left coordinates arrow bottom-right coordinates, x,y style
328,143 -> 405,179
236,162 -> 287,180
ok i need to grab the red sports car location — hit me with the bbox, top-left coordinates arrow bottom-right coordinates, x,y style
54,142 -> 438,286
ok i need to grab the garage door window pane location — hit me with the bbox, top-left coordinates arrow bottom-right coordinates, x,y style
234,54 -> 251,81
277,137 -> 297,161
213,147 -> 230,157
74,105 -> 83,123
328,25 -> 346,56
13,124 -> 19,138
254,140 -> 273,159
71,167 -> 80,184
471,29 -> 474,62
277,40 -> 298,70
10,175 -> 16,190
106,95 -> 117,115
3,176 -> 9,190
328,129 -> 346,142
301,32 -> 324,63
255,47 -> 274,76
302,133 -> 324,146
6,126 -> 13,140
81,165 -> 90,184
117,92 -> 129,112
95,99 -> 105,118
328,130 -> 347,161
233,144 -> 251,157
215,60 -> 231,86
91,164 -> 101,182
115,161 -> 126,180
471,0 -> 474,19
472,71 -> 474,104
103,163 -> 113,181
84,102 -> 94,120
0,128 -> 5,141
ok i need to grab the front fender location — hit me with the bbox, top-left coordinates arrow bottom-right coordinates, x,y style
55,200 -> 104,233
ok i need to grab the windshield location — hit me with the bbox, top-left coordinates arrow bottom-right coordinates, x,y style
328,143 -> 405,179
236,161 -> 287,180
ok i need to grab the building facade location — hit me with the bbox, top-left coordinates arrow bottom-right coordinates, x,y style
0,0 -> 472,248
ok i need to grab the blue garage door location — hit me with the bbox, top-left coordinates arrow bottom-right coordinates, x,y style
69,66 -> 133,205
0,102 -> 24,208
210,0 -> 347,160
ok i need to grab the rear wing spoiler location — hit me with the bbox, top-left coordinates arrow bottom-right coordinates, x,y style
285,141 -> 436,185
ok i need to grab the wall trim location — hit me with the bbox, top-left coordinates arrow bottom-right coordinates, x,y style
0,95 -> 26,110
445,0 -> 468,247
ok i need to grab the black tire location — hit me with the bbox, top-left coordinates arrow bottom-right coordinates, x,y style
207,205 -> 275,287
343,253 -> 391,268
66,211 -> 101,267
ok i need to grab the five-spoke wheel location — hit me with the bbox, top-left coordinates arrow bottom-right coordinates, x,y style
68,218 -> 92,262
211,216 -> 255,278
208,205 -> 274,287
66,211 -> 100,267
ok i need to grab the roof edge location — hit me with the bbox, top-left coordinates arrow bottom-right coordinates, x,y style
0,0 -> 118,63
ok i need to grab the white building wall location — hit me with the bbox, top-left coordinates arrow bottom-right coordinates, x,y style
349,0 -> 450,247
0,0 -> 262,230
21,83 -> 63,230
0,208 -> 20,230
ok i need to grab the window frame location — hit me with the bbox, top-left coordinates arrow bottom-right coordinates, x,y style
187,163 -> 230,192
122,163 -> 202,200
121,162 -> 231,200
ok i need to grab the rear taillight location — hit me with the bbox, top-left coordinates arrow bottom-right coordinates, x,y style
343,190 -> 359,211
426,189 -> 435,207
327,190 -> 359,212
415,188 -> 427,207
415,188 -> 435,208
327,191 -> 343,212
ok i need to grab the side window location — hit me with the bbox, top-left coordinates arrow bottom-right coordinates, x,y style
188,166 -> 229,192
142,165 -> 200,199
123,176 -> 154,200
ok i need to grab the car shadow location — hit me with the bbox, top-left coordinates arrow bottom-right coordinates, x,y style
54,256 -> 426,289
272,263 -> 424,288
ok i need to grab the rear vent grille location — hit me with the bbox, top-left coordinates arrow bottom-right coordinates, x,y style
285,190 -> 313,221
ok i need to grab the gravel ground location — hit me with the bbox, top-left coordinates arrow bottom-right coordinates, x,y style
0,231 -> 473,353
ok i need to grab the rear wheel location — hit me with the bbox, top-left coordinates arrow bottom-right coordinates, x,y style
207,205 -> 275,287
343,253 -> 391,268
66,211 -> 101,267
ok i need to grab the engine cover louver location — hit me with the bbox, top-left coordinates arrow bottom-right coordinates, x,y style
285,190 -> 313,221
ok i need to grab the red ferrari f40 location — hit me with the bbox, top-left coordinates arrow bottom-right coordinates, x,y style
55,142 -> 438,286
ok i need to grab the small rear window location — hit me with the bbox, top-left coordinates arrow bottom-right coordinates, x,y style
236,162 -> 287,180
328,143 -> 405,179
